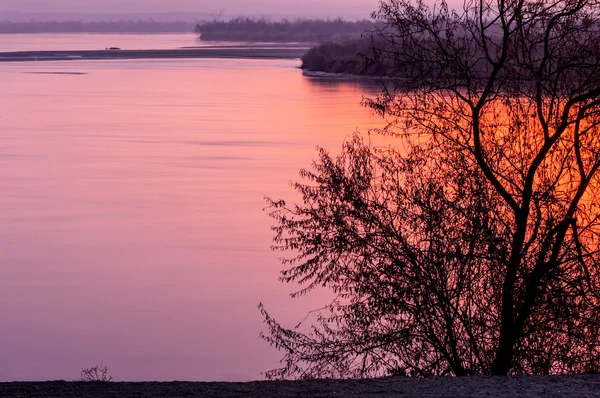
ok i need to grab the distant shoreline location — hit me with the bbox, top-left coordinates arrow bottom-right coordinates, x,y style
2,375 -> 600,397
302,69 -> 387,80
0,47 -> 309,62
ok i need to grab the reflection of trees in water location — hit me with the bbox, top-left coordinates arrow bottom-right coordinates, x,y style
301,74 -> 381,95
260,0 -> 600,379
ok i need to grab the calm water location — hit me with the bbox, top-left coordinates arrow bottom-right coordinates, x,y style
0,33 -> 253,52
0,33 -> 309,52
0,35 -> 381,381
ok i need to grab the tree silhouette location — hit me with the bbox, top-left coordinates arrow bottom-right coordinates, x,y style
195,18 -> 374,42
260,0 -> 600,378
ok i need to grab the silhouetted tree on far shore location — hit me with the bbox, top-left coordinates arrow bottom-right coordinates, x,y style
195,18 -> 374,42
260,0 -> 600,378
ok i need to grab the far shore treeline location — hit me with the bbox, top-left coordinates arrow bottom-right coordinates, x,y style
194,18 -> 381,75
195,18 -> 375,42
300,39 -> 379,75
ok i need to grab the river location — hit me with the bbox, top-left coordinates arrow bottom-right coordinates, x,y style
0,33 -> 241,52
0,34 -> 382,381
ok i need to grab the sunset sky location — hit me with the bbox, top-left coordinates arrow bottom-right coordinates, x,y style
1,0 -> 378,15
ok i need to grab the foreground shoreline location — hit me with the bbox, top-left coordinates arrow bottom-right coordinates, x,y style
2,375 -> 600,397
0,47 -> 308,62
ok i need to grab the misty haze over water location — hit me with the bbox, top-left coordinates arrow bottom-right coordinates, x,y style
0,10 -> 374,23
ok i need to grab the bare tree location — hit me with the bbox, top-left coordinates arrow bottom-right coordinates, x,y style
77,362 -> 113,382
260,0 -> 600,378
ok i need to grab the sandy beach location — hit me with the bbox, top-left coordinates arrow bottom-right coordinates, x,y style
2,375 -> 600,397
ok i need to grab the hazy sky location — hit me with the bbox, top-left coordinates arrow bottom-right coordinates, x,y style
0,0 -> 378,15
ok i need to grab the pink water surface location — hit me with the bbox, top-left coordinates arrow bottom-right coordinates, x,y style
0,33 -> 224,52
0,56 -> 382,381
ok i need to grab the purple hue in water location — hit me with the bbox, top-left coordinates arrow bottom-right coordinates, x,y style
0,36 -> 381,381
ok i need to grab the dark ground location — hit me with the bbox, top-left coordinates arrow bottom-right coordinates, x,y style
2,375 -> 600,397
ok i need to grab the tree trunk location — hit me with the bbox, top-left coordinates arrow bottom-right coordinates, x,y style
491,332 -> 515,375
